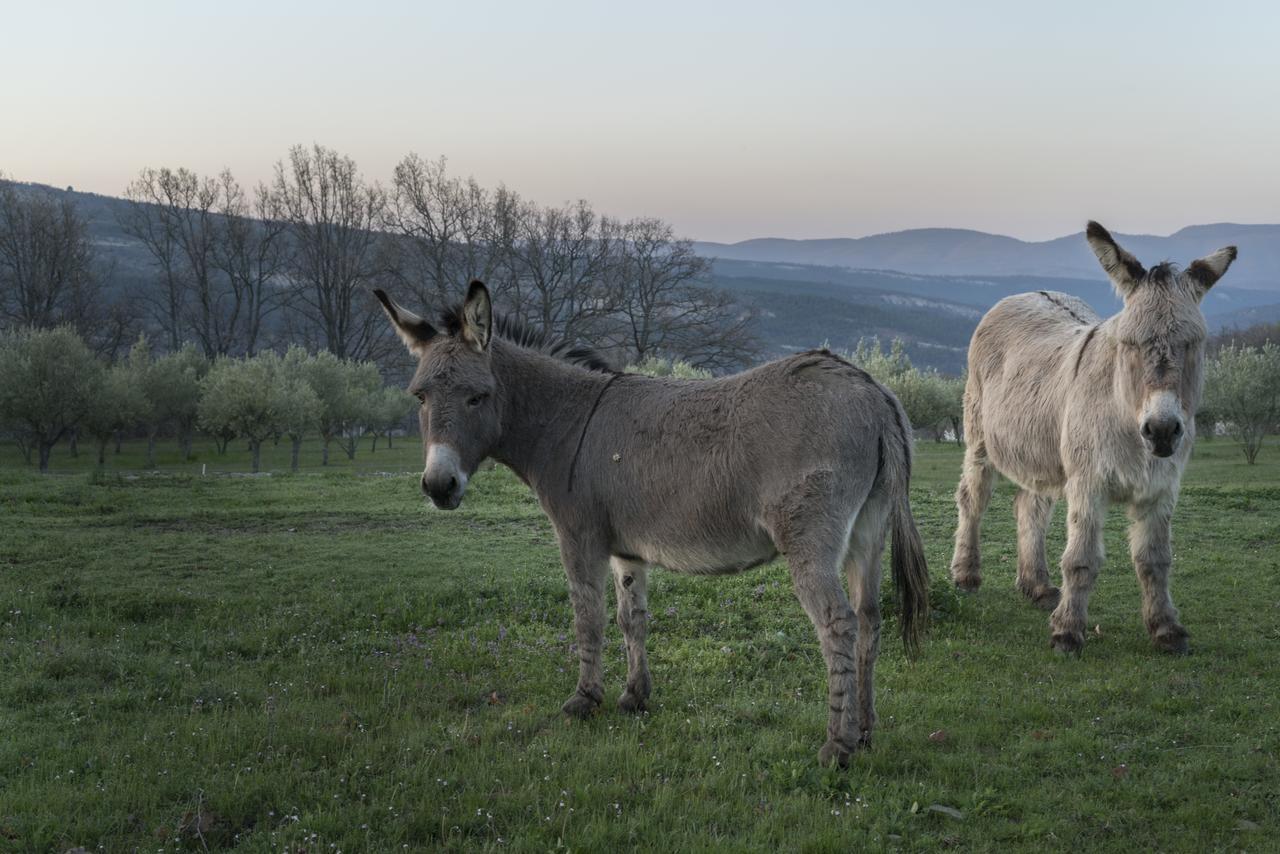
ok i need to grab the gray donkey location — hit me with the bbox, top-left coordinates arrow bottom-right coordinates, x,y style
375,281 -> 929,765
950,222 -> 1237,655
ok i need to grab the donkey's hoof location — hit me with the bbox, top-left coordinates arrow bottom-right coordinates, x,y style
952,572 -> 983,592
857,730 -> 873,751
1152,625 -> 1190,655
1022,585 -> 1061,611
561,693 -> 601,719
818,739 -> 854,768
618,690 -> 648,714
1051,631 -> 1085,656
950,554 -> 982,591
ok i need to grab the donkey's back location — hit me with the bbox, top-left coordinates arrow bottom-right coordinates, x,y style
965,291 -> 1102,494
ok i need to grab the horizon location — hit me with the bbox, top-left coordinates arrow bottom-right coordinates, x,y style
4,1 -> 1279,243
10,176 -> 1279,248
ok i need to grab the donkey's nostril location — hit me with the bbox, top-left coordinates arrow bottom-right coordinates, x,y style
1141,422 -> 1154,438
447,476 -> 458,494
1172,421 -> 1183,436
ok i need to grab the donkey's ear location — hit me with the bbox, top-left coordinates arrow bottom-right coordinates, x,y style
461,280 -> 492,352
1186,246 -> 1238,299
1086,221 -> 1146,298
373,289 -> 437,356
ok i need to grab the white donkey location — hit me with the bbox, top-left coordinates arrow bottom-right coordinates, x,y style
949,221 -> 1237,654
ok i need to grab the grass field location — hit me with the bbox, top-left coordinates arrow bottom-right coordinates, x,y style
1,436 -> 1278,851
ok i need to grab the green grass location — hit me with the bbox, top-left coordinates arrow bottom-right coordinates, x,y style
1,437 -> 1278,851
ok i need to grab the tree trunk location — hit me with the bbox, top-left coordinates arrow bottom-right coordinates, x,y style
370,433 -> 378,453
250,439 -> 262,473
322,436 -> 330,466
291,436 -> 302,473
180,432 -> 193,461
97,438 -> 108,466
38,441 -> 53,473
146,434 -> 157,469
69,429 -> 79,457
114,431 -> 123,454
386,433 -> 393,449
216,435 -> 229,455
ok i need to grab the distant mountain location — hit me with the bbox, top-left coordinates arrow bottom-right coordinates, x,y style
697,223 -> 1280,291
1206,301 -> 1280,331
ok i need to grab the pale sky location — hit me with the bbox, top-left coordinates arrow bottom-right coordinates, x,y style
3,0 -> 1278,242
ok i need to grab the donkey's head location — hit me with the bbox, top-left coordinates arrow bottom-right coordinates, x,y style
1086,221 -> 1236,458
375,281 -> 500,509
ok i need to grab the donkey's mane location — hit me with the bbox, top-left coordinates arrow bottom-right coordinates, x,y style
1146,261 -> 1179,286
439,303 -> 613,373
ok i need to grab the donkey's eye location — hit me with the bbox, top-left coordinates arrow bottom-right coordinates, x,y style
467,393 -> 489,408
413,390 -> 427,404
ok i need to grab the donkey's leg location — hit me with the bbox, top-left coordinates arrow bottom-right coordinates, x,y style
611,557 -> 652,711
844,494 -> 889,749
1128,497 -> 1189,654
1049,480 -> 1106,655
767,471 -> 865,765
1014,490 -> 1060,610
950,440 -> 995,590
559,540 -> 610,718
793,556 -> 861,767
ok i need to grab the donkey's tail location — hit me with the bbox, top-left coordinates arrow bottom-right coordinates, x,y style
891,477 -> 930,657
882,401 -> 930,657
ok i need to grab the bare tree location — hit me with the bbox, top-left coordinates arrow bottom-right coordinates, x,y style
606,217 -> 758,371
270,144 -> 389,360
0,179 -> 126,355
506,199 -> 618,341
212,171 -> 288,355
121,167 -> 257,357
384,154 -> 511,308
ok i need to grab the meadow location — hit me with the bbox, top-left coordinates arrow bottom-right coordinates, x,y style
0,436 -> 1277,851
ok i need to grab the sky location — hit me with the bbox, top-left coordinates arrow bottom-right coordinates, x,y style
3,0 -> 1278,243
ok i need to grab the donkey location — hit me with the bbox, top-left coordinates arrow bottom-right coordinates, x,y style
949,222 -> 1237,655
375,281 -> 929,765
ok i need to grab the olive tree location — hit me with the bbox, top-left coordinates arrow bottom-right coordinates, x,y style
1203,343 -> 1280,464
275,346 -> 323,471
304,350 -> 372,465
0,326 -> 103,471
365,386 -> 416,452
81,364 -> 146,466
126,338 -> 208,467
626,355 -> 712,379
198,355 -> 277,473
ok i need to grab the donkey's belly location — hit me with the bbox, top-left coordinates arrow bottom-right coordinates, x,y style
985,426 -> 1067,496
623,529 -> 778,576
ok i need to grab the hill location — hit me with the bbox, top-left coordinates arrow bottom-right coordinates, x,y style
697,223 -> 1280,292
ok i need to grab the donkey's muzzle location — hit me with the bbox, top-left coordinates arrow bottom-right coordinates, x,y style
421,444 -> 467,509
1141,416 -> 1183,458
421,471 -> 464,509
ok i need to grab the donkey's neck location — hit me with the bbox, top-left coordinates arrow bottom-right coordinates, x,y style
489,339 -> 612,493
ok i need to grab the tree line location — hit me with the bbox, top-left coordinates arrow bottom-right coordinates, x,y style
2,145 -> 758,373
0,325 -> 413,473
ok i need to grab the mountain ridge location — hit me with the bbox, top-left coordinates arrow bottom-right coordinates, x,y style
696,222 -> 1280,289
